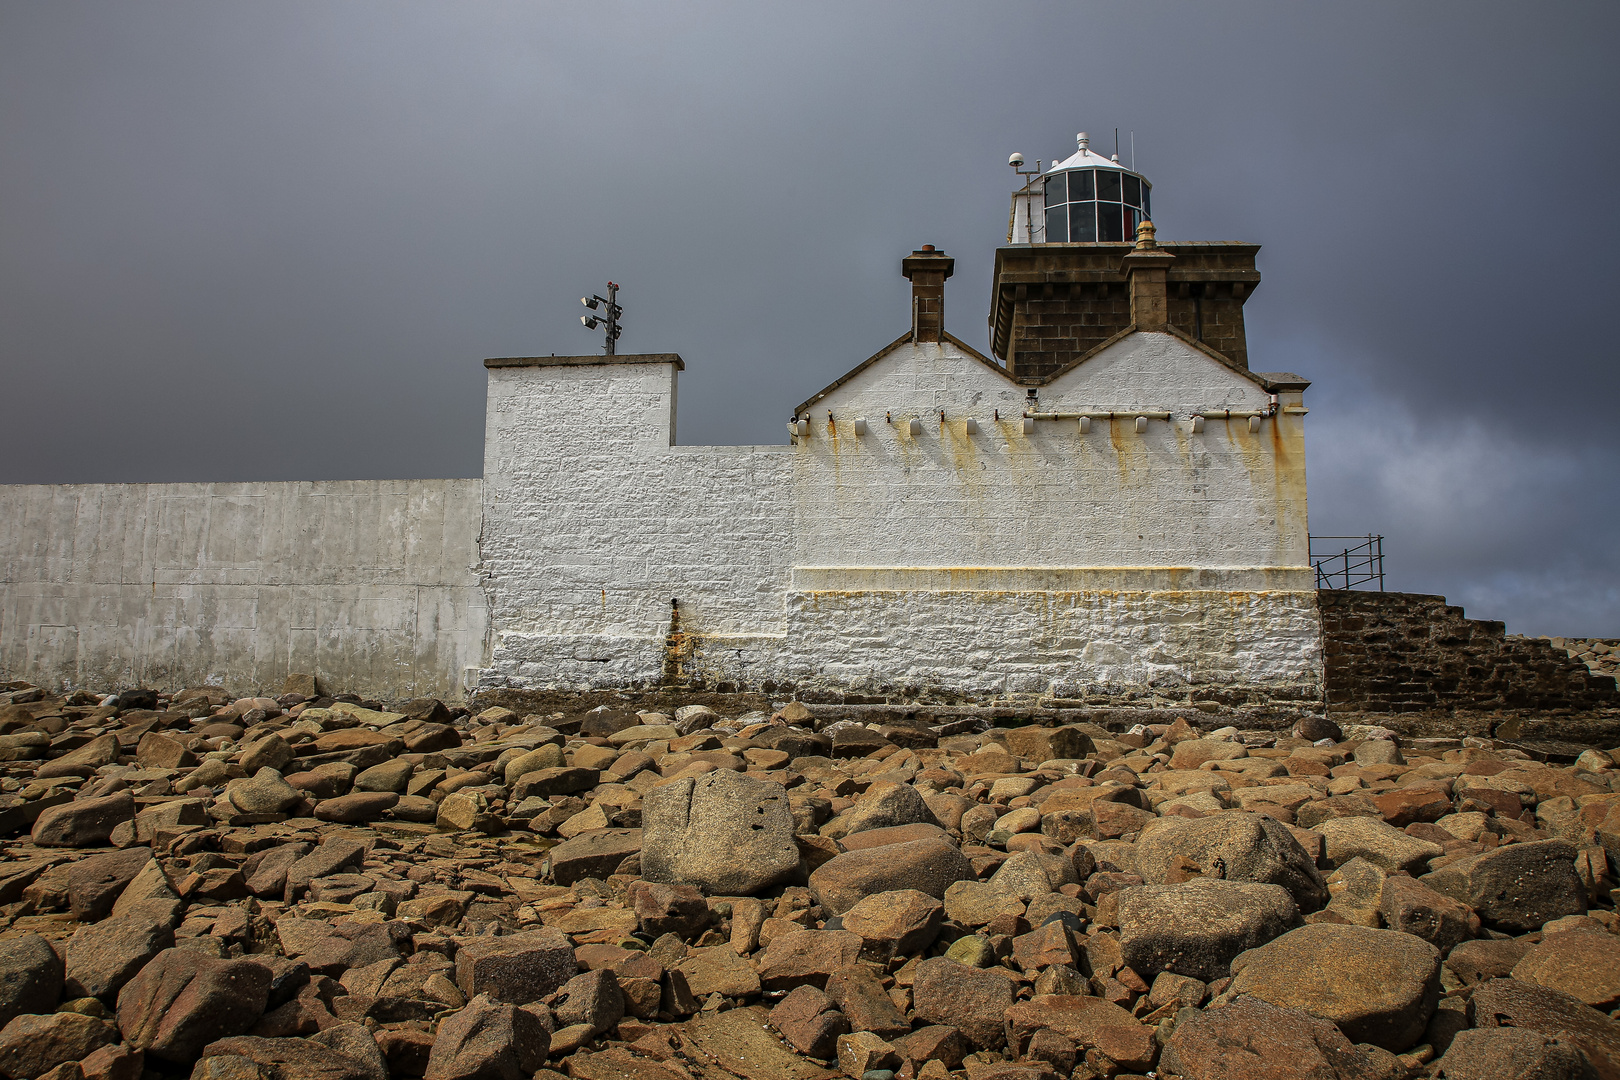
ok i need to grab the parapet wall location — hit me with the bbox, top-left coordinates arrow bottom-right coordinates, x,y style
1319,589 -> 1618,714
0,480 -> 486,699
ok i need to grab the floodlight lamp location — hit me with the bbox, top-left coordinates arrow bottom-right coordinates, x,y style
582,297 -> 599,309
581,315 -> 597,328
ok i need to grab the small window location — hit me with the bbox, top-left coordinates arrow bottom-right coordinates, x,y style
1097,170 -> 1122,202
1098,202 -> 1124,242
1070,169 -> 1094,200
1069,203 -> 1097,242
1142,186 -> 1151,218
1044,204 -> 1068,243
1122,174 -> 1141,207
1124,206 -> 1141,239
1044,171 -> 1066,206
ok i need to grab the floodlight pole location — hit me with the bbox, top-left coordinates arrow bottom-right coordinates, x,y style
580,281 -> 622,354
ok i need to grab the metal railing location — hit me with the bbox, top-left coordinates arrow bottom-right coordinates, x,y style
1310,534 -> 1385,591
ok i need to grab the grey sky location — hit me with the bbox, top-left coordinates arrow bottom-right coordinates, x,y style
2,2 -> 1616,637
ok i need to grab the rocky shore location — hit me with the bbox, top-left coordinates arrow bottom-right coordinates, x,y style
0,677 -> 1618,1080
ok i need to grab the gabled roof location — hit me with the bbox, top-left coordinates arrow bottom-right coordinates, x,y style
793,331 -> 1007,416
1038,323 -> 1306,393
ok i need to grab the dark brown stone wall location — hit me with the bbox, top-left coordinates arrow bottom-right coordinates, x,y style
1319,590 -> 1619,714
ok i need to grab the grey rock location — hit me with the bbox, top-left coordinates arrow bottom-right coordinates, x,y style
1421,839 -> 1587,932
641,771 -> 798,895
809,837 -> 976,916
1118,878 -> 1302,981
1134,811 -> 1328,911
551,969 -> 623,1037
223,768 -> 301,817
1316,815 -> 1445,874
115,948 -> 272,1063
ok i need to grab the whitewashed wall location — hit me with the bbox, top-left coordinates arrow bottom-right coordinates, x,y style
481,333 -> 1321,702
0,480 -> 486,699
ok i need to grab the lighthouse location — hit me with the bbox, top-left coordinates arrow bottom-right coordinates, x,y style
996,128 -> 1261,383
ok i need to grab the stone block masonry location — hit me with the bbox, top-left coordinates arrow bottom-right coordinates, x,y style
1319,590 -> 1618,714
0,479 -> 485,699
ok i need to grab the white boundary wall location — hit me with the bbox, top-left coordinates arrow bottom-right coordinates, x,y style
0,480 -> 485,699
481,332 -> 1322,702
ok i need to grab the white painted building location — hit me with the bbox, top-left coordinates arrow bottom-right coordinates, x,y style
2,136 -> 1320,705
480,146 -> 1319,705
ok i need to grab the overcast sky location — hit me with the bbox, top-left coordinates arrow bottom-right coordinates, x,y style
2,2 -> 1616,638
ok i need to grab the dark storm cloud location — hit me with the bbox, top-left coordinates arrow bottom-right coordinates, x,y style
2,1 -> 1616,635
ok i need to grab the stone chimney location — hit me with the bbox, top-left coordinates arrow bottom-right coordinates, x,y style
901,245 -> 954,343
1120,220 -> 1174,331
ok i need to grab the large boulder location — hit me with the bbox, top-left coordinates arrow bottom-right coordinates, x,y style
31,791 -> 134,847
545,829 -> 643,887
640,771 -> 798,895
453,928 -> 577,1005
1227,923 -> 1441,1052
1118,879 -> 1301,981
841,889 -> 944,960
1315,815 -> 1445,874
423,994 -> 550,1080
1513,930 -> 1620,1011
1133,812 -> 1327,911
1421,840 -> 1587,932
1161,996 -> 1389,1080
1379,875 -> 1476,954
65,848 -> 155,922
1005,995 -> 1157,1075
825,782 -> 940,840
115,948 -> 272,1063
63,903 -> 175,999
0,1012 -> 118,1080
1468,978 -> 1620,1080
1434,1027 -> 1592,1080
0,934 -> 64,1029
195,1034 -> 380,1080
808,837 -> 975,915
910,958 -> 1013,1050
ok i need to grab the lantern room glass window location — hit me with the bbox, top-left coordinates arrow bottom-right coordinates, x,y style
1044,168 -> 1150,243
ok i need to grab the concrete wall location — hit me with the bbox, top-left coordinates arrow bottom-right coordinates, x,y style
0,480 -> 486,700
480,332 -> 1321,703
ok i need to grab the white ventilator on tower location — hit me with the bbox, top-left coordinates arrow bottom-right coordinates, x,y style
1008,131 -> 1153,245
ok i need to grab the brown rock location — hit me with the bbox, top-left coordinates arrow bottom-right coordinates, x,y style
0,1013 -> 118,1080
640,771 -> 799,896
454,928 -> 577,1005
840,889 -> 943,959
1378,875 -> 1476,954
66,848 -> 154,922
910,957 -> 1014,1050
423,993 -> 550,1080
627,881 -> 710,939
114,948 -> 272,1063
1447,938 -> 1535,984
1422,840 -> 1588,933
313,792 -> 399,823
753,931 -> 863,992
32,792 -> 135,848
1006,995 -> 1156,1073
546,829 -> 643,887
1434,1027 -> 1591,1080
824,966 -> 909,1038
807,837 -> 976,915
63,903 -> 175,998
1160,995 -> 1386,1080
1513,930 -> 1620,1010
1118,879 -> 1301,982
0,934 -> 64,1029
135,732 -> 196,770
677,945 -> 761,998
1372,785 -> 1452,827
552,969 -> 623,1037
769,985 -> 849,1058
1227,923 -> 1441,1052
836,1031 -> 899,1077
1469,978 -> 1620,1080
1133,812 -> 1327,911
